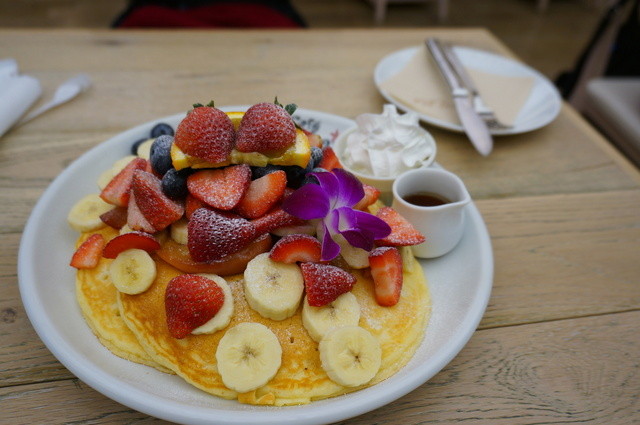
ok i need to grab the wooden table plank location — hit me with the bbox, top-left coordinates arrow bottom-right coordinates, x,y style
2,311 -> 638,424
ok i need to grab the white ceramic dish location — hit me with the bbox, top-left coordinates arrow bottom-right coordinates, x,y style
374,46 -> 562,135
18,107 -> 493,425
332,126 -> 437,201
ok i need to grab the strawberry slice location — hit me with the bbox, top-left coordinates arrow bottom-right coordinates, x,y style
368,246 -> 403,306
235,102 -> 296,155
353,184 -> 381,211
165,274 -> 225,339
235,170 -> 287,219
132,170 -> 184,231
318,146 -> 342,171
100,157 -> 148,207
300,262 -> 356,307
187,164 -> 251,211
70,234 -> 105,269
302,128 -> 323,148
250,206 -> 306,235
100,206 -> 128,229
375,207 -> 426,246
127,191 -> 156,233
102,231 -> 160,259
187,208 -> 259,262
185,193 -> 208,219
269,234 -> 322,264
173,105 -> 235,164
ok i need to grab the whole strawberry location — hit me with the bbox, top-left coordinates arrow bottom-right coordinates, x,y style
174,103 -> 235,164
235,102 -> 296,156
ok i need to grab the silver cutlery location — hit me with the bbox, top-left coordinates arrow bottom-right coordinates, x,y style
17,73 -> 91,126
426,38 -> 493,156
439,41 -> 512,131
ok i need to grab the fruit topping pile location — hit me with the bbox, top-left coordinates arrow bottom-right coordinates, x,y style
68,101 -> 427,392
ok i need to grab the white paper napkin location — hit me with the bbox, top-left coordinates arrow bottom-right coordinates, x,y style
0,59 -> 42,137
380,45 -> 535,127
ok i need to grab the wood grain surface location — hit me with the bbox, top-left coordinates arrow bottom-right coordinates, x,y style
1,28 -> 638,424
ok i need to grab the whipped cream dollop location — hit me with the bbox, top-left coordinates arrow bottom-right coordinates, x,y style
342,105 -> 435,177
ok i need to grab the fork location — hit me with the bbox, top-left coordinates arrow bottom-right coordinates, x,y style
439,41 -> 512,131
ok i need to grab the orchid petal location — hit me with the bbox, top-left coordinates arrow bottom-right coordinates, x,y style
282,183 -> 330,220
332,168 -> 365,208
334,207 -> 390,250
318,220 -> 341,261
312,171 -> 340,206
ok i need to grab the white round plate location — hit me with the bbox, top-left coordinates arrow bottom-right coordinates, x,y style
18,107 -> 493,425
374,46 -> 562,135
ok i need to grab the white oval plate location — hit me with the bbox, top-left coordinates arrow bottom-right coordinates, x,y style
18,107 -> 493,425
374,46 -> 562,135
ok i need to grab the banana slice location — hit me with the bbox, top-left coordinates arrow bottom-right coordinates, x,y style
170,218 -> 189,245
136,139 -> 154,159
334,234 -> 370,269
97,155 -> 136,190
109,248 -> 157,294
243,252 -> 304,321
319,326 -> 382,387
216,322 -> 282,393
302,292 -> 361,342
192,274 -> 234,335
67,193 -> 113,232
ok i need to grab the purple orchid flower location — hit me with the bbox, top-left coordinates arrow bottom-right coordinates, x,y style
282,168 -> 391,261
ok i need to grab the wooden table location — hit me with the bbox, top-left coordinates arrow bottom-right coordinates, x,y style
2,29 -> 639,424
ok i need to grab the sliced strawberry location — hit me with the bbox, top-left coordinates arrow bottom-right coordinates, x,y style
235,102 -> 296,155
157,233 -> 272,276
187,208 -> 258,262
185,193 -> 207,219
70,234 -> 105,269
353,184 -> 381,211
269,234 -> 321,264
102,231 -> 160,259
318,146 -> 342,171
100,157 -> 148,207
127,191 -> 156,233
300,262 -> 356,307
235,170 -> 287,219
174,105 -> 235,164
302,129 -> 323,148
375,207 -> 426,246
165,274 -> 225,339
250,206 -> 306,235
99,206 -> 128,229
187,164 -> 251,211
368,246 -> 403,306
132,170 -> 184,231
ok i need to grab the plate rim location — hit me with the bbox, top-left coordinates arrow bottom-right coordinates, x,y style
17,107 -> 493,425
374,45 -> 562,135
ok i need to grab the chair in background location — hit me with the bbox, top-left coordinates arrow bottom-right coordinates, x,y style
368,0 -> 448,24
555,0 -> 639,167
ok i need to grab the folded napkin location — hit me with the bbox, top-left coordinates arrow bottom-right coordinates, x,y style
0,59 -> 42,138
380,45 -> 535,127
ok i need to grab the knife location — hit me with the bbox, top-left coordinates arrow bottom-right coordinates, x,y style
425,38 -> 493,156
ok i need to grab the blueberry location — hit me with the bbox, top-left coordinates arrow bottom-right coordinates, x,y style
130,138 -> 148,155
301,167 -> 327,186
310,146 -> 323,168
161,168 -> 190,200
150,122 -> 174,138
150,135 -> 174,176
251,164 -> 283,180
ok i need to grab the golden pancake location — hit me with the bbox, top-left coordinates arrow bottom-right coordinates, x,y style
115,245 -> 430,406
75,227 -> 172,373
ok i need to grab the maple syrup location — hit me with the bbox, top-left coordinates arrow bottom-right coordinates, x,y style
403,191 -> 451,207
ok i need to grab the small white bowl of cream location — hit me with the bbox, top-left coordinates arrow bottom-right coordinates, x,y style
333,104 -> 437,202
